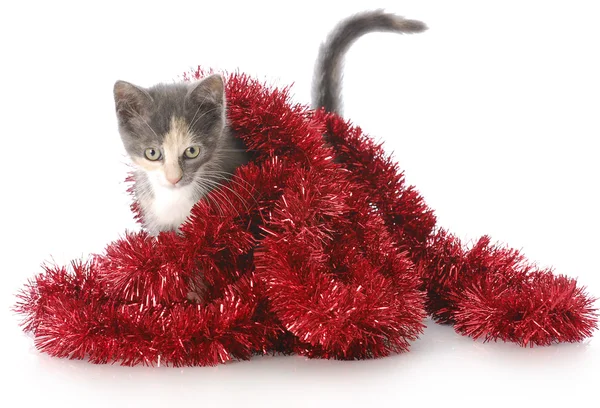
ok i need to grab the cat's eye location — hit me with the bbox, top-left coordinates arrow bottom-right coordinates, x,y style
184,145 -> 201,159
144,148 -> 162,161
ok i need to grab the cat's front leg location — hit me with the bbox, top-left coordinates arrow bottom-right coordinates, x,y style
186,275 -> 206,304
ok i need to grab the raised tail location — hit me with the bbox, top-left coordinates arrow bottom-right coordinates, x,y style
311,10 -> 427,116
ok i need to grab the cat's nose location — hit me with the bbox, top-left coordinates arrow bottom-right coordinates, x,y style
167,175 -> 182,185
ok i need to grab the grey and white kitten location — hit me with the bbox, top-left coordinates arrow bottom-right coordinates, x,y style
114,11 -> 425,236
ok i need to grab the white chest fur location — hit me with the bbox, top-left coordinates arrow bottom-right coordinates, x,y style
149,182 -> 198,231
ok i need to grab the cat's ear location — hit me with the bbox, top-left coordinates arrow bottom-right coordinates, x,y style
185,74 -> 225,109
113,80 -> 153,121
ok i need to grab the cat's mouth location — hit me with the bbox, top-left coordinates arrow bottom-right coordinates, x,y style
165,181 -> 188,189
153,175 -> 189,190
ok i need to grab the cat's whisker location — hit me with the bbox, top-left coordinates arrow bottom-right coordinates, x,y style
192,182 -> 224,216
196,180 -> 241,217
201,163 -> 256,208
198,178 -> 246,216
212,188 -> 241,218
201,170 -> 260,205
206,177 -> 258,208
203,190 -> 225,217
213,182 -> 250,214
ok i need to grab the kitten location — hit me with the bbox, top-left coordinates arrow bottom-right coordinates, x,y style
113,10 -> 425,236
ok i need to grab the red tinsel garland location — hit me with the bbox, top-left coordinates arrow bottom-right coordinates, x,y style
15,69 -> 598,366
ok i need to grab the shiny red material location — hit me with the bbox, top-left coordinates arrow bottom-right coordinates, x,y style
15,69 -> 597,366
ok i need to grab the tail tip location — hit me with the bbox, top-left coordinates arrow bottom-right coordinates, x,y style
392,17 -> 428,33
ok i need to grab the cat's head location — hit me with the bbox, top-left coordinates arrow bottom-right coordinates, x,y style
113,74 -> 226,189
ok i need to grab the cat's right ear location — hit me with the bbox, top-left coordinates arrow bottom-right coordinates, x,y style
113,81 -> 153,122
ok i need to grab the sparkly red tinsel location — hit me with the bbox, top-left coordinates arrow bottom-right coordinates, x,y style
15,69 -> 597,366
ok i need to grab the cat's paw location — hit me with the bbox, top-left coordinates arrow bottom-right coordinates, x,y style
186,291 -> 203,304
186,277 -> 206,304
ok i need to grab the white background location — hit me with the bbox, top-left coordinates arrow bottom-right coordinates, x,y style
1,0 -> 598,407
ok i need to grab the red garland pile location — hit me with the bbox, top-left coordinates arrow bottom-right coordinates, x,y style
15,69 -> 597,366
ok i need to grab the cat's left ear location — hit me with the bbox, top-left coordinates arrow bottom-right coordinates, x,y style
113,80 -> 154,122
185,74 -> 226,110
